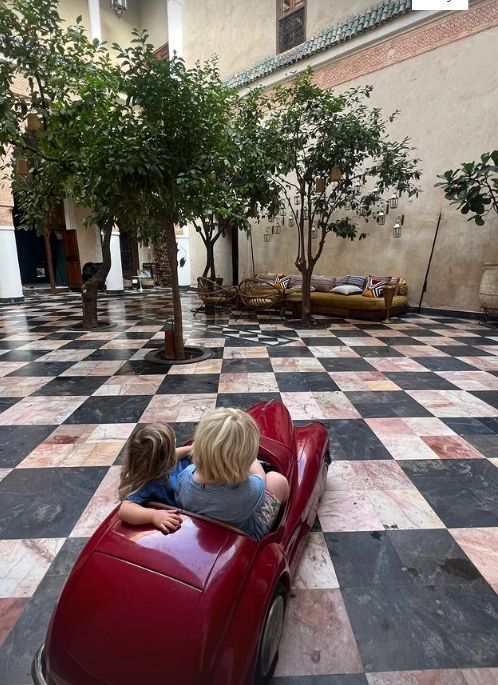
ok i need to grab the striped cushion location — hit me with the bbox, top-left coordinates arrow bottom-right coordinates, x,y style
336,275 -> 367,290
311,276 -> 336,292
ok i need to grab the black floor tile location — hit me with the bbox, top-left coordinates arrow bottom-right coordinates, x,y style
353,347 -> 404,358
385,372 -> 458,390
470,391 -> 498,410
275,373 -> 339,392
115,360 -> 172,375
6,361 -> 74,377
0,425 -> 54,468
216,392 -> 281,409
325,419 -> 392,460
0,468 -> 106,538
416,357 -> 479,371
64,395 -> 151,424
318,358 -> 377,372
464,434 -> 498,458
61,339 -> 106,349
221,358 -> 274,373
345,391 -> 431,418
442,418 -> 497,435
0,350 -> 47,362
85,348 -> 137,361
31,376 -> 109,396
300,337 -> 344,346
157,374 -> 219,394
0,341 -> 28,350
267,346 -> 314,357
400,459 -> 498,527
0,398 -> 20,415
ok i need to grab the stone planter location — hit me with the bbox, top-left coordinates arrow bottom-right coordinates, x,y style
479,263 -> 498,311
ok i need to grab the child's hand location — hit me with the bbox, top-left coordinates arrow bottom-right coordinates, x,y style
151,509 -> 182,534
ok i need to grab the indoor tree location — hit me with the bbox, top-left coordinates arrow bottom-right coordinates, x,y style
257,69 -> 421,325
436,151 -> 498,225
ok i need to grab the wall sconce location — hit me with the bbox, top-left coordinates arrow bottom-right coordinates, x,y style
389,193 -> 399,209
294,195 -> 300,205
303,208 -> 309,220
110,0 -> 127,18
310,226 -> 317,239
373,186 -> 381,201
264,229 -> 271,242
272,224 -> 281,235
354,180 -> 362,196
288,217 -> 295,227
15,157 -> 29,176
376,210 -> 385,225
393,214 -> 404,238
279,203 -> 286,217
315,177 -> 326,193
344,199 -> 351,210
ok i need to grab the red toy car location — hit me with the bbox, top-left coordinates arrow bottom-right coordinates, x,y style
32,400 -> 329,685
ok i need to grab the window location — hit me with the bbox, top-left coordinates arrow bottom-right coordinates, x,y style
278,0 -> 305,53
153,42 -> 169,61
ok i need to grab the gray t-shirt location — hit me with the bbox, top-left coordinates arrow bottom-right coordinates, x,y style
177,464 -> 267,540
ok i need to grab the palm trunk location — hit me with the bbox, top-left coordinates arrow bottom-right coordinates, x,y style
82,222 -> 113,329
165,222 -> 185,360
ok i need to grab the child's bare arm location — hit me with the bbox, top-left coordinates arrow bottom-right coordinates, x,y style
175,444 -> 193,461
118,501 -> 182,533
249,458 -> 266,481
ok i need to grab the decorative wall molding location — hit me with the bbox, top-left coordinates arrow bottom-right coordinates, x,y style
313,0 -> 498,89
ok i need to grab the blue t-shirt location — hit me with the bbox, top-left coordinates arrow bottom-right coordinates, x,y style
176,464 -> 267,540
125,457 -> 191,507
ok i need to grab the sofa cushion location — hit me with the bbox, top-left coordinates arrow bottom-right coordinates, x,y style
308,291 -> 408,310
311,275 -> 336,292
331,284 -> 363,295
363,276 -> 391,298
336,275 -> 367,290
273,274 -> 291,290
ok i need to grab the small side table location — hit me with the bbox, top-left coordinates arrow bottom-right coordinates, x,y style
382,285 -> 397,323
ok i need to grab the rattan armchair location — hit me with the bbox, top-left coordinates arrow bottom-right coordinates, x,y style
237,278 -> 286,321
194,277 -> 238,316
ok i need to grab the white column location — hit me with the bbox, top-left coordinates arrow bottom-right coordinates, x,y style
105,227 -> 124,292
87,0 -> 102,41
0,226 -> 23,301
167,0 -> 183,58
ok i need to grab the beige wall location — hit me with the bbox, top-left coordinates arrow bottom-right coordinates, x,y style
239,25 -> 498,312
74,207 -> 102,265
139,1 -> 168,49
188,227 -> 234,286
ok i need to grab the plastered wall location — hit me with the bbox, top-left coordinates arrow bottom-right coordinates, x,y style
238,24 -> 498,312
188,226 -> 234,286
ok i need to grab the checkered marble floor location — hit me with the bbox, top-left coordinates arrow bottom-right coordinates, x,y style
0,290 -> 498,685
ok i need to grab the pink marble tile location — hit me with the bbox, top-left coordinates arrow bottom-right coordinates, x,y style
392,345 -> 449,357
275,589 -> 363,677
218,372 -> 278,393
365,329 -> 409,338
458,356 -> 498,371
167,359 -> 223,375
326,462 -> 358,491
92,375 -> 165,396
367,670 -> 468,685
0,539 -> 65,598
365,357 -> 429,372
403,417 -> 456,436
379,435 -> 439,460
351,460 -> 415,490
436,371 -> 498,391
463,668 -> 498,684
408,390 -> 498,418
0,362 -> 29,376
490,458 -> 498,470
473,345 -> 498,356
293,533 -> 339,590
0,469 -> 11,482
450,528 -> 498,594
330,371 -> 401,391
37,349 -> 94,362
318,490 -> 384,532
60,360 -> 125,376
366,418 -> 415,437
77,331 -> 122,340
411,337 -> 464,346
0,396 -> 86,425
337,336 -> 386,346
281,392 -> 360,420
140,394 -> 217,423
308,346 -> 360,358
70,466 -> 121,537
101,339 -> 148,349
223,347 -> 268,358
0,377 -> 53,398
270,357 -> 325,372
186,336 -> 226,348
0,598 -> 28,648
17,340 -> 66,350
422,435 -> 484,459
367,489 -> 445,530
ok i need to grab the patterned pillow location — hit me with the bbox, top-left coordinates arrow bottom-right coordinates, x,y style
273,274 -> 291,290
311,276 -> 336,292
363,275 -> 391,298
397,278 -> 408,296
336,275 -> 367,290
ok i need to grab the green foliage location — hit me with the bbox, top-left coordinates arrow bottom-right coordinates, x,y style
436,152 -> 498,226
258,69 -> 421,275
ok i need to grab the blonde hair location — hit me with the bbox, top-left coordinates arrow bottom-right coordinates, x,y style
193,408 -> 259,484
119,424 -> 176,500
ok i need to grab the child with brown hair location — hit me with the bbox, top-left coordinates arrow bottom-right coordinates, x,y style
176,408 -> 289,540
117,424 -> 192,534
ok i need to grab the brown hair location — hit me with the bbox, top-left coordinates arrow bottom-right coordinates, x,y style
193,408 -> 259,484
118,424 -> 176,500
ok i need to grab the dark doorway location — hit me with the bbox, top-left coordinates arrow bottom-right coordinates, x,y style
13,197 -> 50,285
120,233 -> 140,280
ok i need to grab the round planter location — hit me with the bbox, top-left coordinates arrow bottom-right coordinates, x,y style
479,263 -> 498,311
144,346 -> 213,366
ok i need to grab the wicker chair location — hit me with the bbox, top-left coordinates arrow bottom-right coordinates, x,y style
194,277 -> 238,316
237,278 -> 286,321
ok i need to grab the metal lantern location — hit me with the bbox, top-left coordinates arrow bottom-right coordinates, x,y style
315,177 -> 326,193
393,222 -> 401,238
389,193 -> 399,209
376,210 -> 385,225
303,208 -> 309,220
15,157 -> 29,176
279,203 -> 286,217
330,166 -> 342,182
264,229 -> 271,242
294,195 -> 300,205
288,217 -> 295,227
344,199 -> 351,211
26,113 -> 41,132
310,226 -> 317,239
354,180 -> 362,196
272,224 -> 281,235
373,186 -> 381,201
110,0 -> 127,18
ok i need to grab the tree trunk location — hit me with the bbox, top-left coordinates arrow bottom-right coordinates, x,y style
206,241 -> 216,281
81,222 -> 113,329
301,267 -> 313,325
165,222 -> 185,360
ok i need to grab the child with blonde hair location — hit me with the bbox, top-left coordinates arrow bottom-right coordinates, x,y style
177,408 -> 289,540
118,424 -> 192,534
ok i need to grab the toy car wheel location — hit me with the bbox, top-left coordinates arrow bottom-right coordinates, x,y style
255,586 -> 286,685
